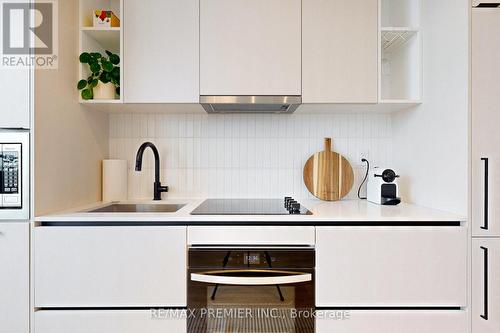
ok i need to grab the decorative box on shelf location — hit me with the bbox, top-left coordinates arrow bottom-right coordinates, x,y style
93,10 -> 120,28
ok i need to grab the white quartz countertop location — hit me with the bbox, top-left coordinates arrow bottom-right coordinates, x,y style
35,199 -> 466,224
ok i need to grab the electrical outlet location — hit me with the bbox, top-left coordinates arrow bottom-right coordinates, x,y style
358,149 -> 370,165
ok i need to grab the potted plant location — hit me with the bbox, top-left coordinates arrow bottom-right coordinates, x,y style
77,50 -> 120,100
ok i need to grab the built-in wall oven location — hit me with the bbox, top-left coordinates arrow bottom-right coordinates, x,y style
0,130 -> 29,220
187,246 -> 315,333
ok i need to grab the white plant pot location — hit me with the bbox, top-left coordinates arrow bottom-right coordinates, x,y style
93,82 -> 116,100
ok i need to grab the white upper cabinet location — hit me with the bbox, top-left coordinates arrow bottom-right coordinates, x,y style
0,69 -> 30,128
471,8 -> 500,236
302,0 -> 378,103
123,0 -> 199,103
200,0 -> 301,96
0,0 -> 30,128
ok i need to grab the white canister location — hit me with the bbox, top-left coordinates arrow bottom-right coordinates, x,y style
102,159 -> 128,202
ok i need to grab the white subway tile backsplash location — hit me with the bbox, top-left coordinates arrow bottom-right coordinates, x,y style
109,113 -> 392,200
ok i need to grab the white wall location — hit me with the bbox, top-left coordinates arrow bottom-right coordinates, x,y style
35,0 -> 108,215
392,0 -> 469,215
109,113 -> 392,200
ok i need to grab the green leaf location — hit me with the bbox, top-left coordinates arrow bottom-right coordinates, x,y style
109,54 -> 120,65
115,86 -> 120,96
77,79 -> 87,90
89,79 -> 98,88
79,52 -> 91,63
100,72 -> 111,83
81,88 -> 93,100
90,63 -> 101,73
102,60 -> 113,72
88,58 -> 97,67
105,50 -> 113,57
111,67 -> 120,80
90,52 -> 102,59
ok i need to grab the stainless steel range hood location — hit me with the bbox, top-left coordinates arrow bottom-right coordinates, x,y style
200,96 -> 302,114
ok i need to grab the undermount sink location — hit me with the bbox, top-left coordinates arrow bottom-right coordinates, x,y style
86,203 -> 186,213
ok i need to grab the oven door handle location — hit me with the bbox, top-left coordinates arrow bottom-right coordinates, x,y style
190,270 -> 312,286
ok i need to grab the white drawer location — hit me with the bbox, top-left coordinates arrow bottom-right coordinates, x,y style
316,310 -> 467,333
187,226 -> 315,245
34,310 -> 186,333
34,226 -> 187,307
316,226 -> 467,307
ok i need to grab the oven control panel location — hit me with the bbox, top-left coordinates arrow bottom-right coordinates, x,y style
0,144 -> 22,208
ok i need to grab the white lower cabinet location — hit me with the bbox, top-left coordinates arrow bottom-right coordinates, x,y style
34,226 -> 187,307
34,310 -> 186,333
0,223 -> 29,333
316,310 -> 467,333
472,238 -> 500,332
187,226 -> 315,246
316,226 -> 467,307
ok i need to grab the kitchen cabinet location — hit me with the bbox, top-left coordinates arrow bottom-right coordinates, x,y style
472,0 -> 500,6
0,68 -> 30,128
34,226 -> 187,307
316,310 -> 467,333
0,223 -> 29,333
302,0 -> 378,103
472,8 -> 500,237
123,0 -> 199,103
188,226 -> 315,246
0,0 -> 30,129
200,0 -> 301,96
316,226 -> 467,307
34,310 -> 186,333
472,239 -> 500,332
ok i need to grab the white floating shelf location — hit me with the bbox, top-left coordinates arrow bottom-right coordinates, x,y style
381,27 -> 418,52
81,27 -> 120,52
379,99 -> 422,104
80,99 -> 122,104
81,27 -> 120,31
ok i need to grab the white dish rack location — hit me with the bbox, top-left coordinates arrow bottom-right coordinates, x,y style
381,28 -> 418,52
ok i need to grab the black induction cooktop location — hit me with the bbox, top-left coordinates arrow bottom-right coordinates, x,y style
190,198 -> 312,215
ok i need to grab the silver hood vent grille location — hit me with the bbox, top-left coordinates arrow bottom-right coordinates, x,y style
200,96 -> 301,114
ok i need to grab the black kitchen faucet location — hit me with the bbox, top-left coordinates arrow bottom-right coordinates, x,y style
135,142 -> 169,200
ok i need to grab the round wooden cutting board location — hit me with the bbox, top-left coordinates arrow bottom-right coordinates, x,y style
303,138 -> 354,201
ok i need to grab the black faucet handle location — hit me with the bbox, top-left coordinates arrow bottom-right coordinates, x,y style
153,181 -> 169,200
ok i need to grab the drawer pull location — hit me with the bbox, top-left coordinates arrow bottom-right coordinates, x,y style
480,246 -> 489,320
481,158 -> 489,230
191,270 -> 311,286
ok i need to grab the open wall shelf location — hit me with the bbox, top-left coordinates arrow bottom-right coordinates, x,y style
380,0 -> 422,103
78,0 -> 123,104
381,0 -> 420,28
381,28 -> 417,52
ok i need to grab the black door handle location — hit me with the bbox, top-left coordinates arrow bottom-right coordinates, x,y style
481,158 -> 489,230
480,246 -> 488,320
